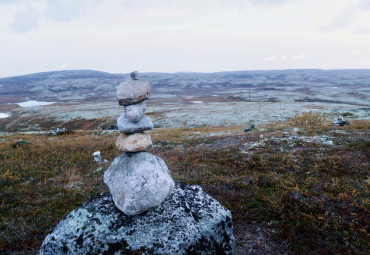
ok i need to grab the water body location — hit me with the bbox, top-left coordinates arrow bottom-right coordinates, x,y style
17,100 -> 56,107
0,113 -> 10,118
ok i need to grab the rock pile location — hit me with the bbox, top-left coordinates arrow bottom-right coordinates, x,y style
105,71 -> 174,216
48,127 -> 73,136
92,151 -> 109,164
39,71 -> 235,254
115,72 -> 153,153
332,116 -> 350,127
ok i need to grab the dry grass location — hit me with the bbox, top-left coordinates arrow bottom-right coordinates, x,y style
0,121 -> 369,254
149,125 -> 244,143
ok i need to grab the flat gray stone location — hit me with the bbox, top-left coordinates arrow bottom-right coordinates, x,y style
116,79 -> 150,106
117,114 -> 153,134
39,183 -> 235,255
125,101 -> 146,123
104,152 -> 175,215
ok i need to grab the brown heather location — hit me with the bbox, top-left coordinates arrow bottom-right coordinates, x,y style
288,111 -> 328,128
0,120 -> 369,254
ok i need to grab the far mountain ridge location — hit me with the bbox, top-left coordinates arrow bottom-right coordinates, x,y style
0,69 -> 369,104
0,69 -> 369,132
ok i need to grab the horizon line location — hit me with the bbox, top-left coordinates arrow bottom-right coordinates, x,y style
1,68 -> 370,79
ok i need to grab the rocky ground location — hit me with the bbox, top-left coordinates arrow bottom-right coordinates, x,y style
3,99 -> 368,132
0,70 -> 369,254
0,120 -> 369,254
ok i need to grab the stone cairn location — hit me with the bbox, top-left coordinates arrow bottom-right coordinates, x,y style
39,71 -> 235,254
104,71 -> 175,215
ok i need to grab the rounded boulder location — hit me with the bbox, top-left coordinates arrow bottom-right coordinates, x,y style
39,183 -> 235,255
104,152 -> 174,215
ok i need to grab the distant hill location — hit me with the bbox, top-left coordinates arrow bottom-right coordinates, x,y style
0,69 -> 369,132
1,69 -> 369,103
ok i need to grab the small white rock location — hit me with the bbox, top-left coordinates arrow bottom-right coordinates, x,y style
93,151 -> 102,164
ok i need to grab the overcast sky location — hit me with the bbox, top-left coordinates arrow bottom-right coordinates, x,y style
0,0 -> 369,77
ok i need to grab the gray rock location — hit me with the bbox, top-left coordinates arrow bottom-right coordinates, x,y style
12,139 -> 31,148
104,152 -> 175,215
125,101 -> 146,122
39,183 -> 235,255
117,114 -> 153,134
243,124 -> 256,132
130,71 -> 139,80
92,151 -> 102,164
116,79 -> 150,106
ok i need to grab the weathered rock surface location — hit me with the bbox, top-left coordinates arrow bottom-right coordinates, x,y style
125,101 -> 146,123
116,132 -> 152,152
117,114 -> 153,134
104,152 -> 174,215
39,183 -> 235,255
116,79 -> 150,106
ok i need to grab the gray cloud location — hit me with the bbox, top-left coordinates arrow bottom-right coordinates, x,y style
43,0 -> 103,22
0,0 -> 22,4
317,6 -> 357,32
353,26 -> 370,34
45,0 -> 85,22
317,1 -> 370,33
249,0 -> 293,5
9,7 -> 39,33
359,0 -> 370,10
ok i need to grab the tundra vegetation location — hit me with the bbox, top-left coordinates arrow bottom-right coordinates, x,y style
1,69 -> 370,132
0,118 -> 369,254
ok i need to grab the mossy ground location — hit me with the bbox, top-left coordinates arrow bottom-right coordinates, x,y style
0,120 -> 369,254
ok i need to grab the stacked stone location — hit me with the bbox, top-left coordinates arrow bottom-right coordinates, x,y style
39,71 -> 235,254
104,71 -> 175,216
115,71 -> 154,152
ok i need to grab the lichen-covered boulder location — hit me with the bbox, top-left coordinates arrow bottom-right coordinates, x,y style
39,183 -> 235,255
104,152 -> 174,215
117,114 -> 153,134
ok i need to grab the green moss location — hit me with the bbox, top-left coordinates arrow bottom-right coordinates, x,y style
341,112 -> 353,117
347,141 -> 370,149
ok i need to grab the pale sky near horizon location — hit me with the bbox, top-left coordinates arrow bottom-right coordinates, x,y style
0,0 -> 369,78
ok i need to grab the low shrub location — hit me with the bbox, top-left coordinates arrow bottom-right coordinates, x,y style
288,111 -> 327,128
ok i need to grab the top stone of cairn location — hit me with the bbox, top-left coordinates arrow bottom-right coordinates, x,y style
130,71 -> 139,80
117,71 -> 151,106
